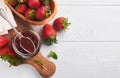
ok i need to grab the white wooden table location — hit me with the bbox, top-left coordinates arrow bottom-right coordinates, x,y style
1,0 -> 120,78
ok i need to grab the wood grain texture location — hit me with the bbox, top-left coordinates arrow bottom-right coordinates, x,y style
25,53 -> 56,78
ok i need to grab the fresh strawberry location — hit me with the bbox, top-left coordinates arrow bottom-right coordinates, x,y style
0,46 -> 15,57
0,36 -> 9,48
41,4 -> 50,10
17,0 -> 27,3
15,4 -> 27,14
42,24 -> 57,45
41,5 -> 51,17
41,0 -> 50,5
35,7 -> 46,20
0,46 -> 23,66
28,0 -> 40,9
25,9 -> 36,20
53,17 -> 71,31
7,0 -> 17,6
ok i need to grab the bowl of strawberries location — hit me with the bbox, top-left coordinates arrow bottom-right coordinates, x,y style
4,0 -> 58,26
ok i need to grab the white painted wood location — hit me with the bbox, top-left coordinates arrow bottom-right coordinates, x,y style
56,0 -> 120,5
41,42 -> 120,78
49,6 -> 120,42
1,0 -> 120,78
1,42 -> 120,78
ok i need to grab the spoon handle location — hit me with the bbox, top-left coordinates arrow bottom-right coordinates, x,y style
0,8 -> 19,34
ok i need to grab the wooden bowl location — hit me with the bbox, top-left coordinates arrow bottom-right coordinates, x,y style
4,0 -> 58,26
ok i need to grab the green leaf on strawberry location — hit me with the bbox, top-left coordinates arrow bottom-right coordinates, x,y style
62,18 -> 71,30
43,0 -> 50,5
0,46 -> 24,67
29,9 -> 36,18
18,0 -> 27,3
46,9 -> 51,18
44,35 -> 57,45
1,54 -> 24,67
53,17 -> 71,31
25,9 -> 36,20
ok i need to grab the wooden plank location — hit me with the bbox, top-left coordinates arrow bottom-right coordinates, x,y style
4,6 -> 120,42
56,0 -> 120,5
49,6 -> 120,42
41,42 -> 120,78
1,42 -> 120,78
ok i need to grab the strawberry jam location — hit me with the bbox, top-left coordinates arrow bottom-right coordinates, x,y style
12,29 -> 41,58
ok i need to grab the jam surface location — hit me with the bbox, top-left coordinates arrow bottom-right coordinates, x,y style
14,31 -> 39,54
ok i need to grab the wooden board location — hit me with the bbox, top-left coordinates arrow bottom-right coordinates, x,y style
3,15 -> 56,78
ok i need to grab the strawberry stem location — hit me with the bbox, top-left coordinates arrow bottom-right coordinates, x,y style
1,54 -> 24,67
17,0 -> 23,4
46,9 -> 51,18
29,9 -> 36,19
62,18 -> 71,30
43,0 -> 50,5
44,35 -> 57,45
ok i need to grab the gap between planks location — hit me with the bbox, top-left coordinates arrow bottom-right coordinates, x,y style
58,4 -> 120,6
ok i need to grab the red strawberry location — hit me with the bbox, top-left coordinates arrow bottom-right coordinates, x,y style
7,0 -> 17,6
53,17 -> 71,31
0,36 -> 9,48
25,9 -> 36,20
0,46 -> 15,57
41,5 -> 51,17
42,24 -> 57,45
41,4 -> 50,10
17,0 -> 27,3
35,7 -> 46,20
15,4 -> 27,14
41,0 -> 50,5
28,0 -> 40,9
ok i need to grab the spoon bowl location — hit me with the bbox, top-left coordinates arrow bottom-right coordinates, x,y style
12,29 -> 41,58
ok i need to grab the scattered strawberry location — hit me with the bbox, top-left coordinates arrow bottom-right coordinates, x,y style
25,9 -> 36,20
42,24 -> 57,45
7,0 -> 17,6
28,0 -> 40,9
53,17 -> 71,31
17,0 -> 27,3
15,4 -> 27,14
35,7 -> 46,20
0,36 -> 9,48
0,46 -> 15,57
0,46 -> 23,66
